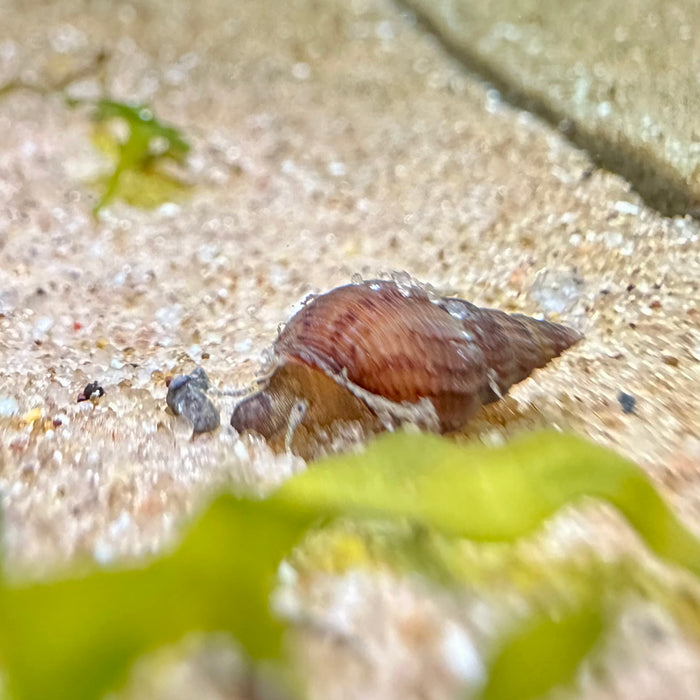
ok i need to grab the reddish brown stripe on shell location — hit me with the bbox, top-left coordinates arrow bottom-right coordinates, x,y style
233,278 -> 583,451
274,282 -> 488,407
273,280 -> 581,432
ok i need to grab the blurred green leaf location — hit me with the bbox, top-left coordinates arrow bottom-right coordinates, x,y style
274,430 -> 700,700
0,430 -> 699,700
0,497 -> 312,700
273,431 -> 700,576
92,166 -> 190,210
477,600 -> 605,700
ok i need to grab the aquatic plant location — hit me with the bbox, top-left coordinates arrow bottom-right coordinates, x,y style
90,99 -> 190,214
0,431 -> 698,700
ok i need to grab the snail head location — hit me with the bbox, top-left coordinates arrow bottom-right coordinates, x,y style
230,388 -> 291,439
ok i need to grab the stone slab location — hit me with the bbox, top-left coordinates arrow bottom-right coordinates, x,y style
404,0 -> 700,216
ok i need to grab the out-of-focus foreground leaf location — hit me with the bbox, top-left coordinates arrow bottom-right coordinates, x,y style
273,431 -> 700,576
477,600 -> 605,700
274,430 -> 700,700
0,430 -> 699,700
0,498 -> 312,700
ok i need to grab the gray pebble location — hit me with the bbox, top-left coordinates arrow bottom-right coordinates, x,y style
166,368 -> 220,434
618,391 -> 636,414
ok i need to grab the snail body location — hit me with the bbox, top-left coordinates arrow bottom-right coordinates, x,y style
232,279 -> 581,454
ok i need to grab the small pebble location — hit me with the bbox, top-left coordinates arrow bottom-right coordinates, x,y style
22,408 -> 43,424
529,268 -> 585,314
618,391 -> 636,414
661,354 -> 679,367
613,200 -> 640,216
166,367 -> 220,434
187,344 -> 202,362
78,381 -> 105,402
32,316 -> 54,341
0,396 -> 19,417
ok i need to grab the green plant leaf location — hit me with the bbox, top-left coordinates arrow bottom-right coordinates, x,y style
90,99 -> 190,214
0,430 -> 699,700
0,497 -> 312,700
273,430 -> 700,576
477,600 -> 605,700
93,100 -> 190,160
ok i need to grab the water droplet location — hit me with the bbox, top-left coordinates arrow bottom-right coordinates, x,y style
443,298 -> 470,320
390,270 -> 416,297
423,283 -> 442,304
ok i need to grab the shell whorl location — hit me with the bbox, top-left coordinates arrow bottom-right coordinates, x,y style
271,280 -> 580,431
231,279 -> 582,445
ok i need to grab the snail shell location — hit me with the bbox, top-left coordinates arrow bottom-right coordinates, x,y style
231,279 -> 581,454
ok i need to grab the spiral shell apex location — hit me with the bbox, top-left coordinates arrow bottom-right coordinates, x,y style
231,279 -> 582,454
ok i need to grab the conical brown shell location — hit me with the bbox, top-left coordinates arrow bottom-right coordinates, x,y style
273,280 -> 581,432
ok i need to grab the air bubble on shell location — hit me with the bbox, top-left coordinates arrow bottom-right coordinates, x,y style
390,270 -> 416,297
423,283 -> 442,304
301,292 -> 319,306
351,273 -> 364,285
443,298 -> 469,320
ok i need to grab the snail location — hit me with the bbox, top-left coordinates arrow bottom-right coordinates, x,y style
231,278 -> 582,456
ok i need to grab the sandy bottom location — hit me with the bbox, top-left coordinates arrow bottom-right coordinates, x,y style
1,0 -> 699,697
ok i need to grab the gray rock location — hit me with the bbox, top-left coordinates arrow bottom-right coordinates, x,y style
403,0 -> 700,216
166,368 -> 220,434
